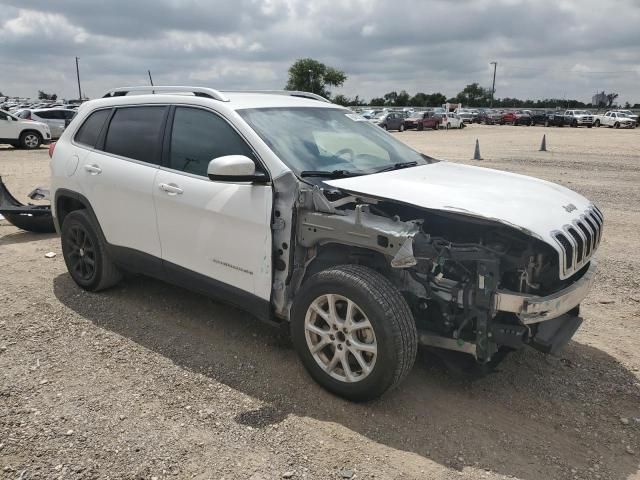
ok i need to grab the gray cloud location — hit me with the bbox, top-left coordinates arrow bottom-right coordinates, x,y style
1,0 -> 639,103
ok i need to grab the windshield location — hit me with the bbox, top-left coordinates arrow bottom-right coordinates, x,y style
238,107 -> 431,175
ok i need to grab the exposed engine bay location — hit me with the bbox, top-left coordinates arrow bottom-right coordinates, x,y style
271,173 -> 597,365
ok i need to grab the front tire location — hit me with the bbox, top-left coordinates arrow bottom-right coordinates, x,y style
61,210 -> 122,292
446,122 -> 451,130
399,124 -> 405,132
594,120 -> 600,127
291,265 -> 417,401
20,131 -> 42,149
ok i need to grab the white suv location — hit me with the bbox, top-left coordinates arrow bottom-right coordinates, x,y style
51,86 -> 602,400
0,109 -> 52,149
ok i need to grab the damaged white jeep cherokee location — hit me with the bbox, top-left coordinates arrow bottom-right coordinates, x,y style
51,86 -> 602,401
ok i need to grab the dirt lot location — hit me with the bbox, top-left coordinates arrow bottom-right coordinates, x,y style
1,124 -> 639,480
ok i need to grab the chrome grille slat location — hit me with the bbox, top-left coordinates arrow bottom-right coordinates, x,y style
552,206 -> 603,279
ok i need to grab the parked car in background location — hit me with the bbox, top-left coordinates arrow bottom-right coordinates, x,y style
360,109 -> 382,119
0,109 -> 51,148
374,112 -> 405,131
456,109 -> 476,124
530,110 -> 553,125
542,111 -> 566,127
564,110 -> 593,128
593,111 -> 636,129
440,112 -> 464,129
477,109 -> 502,125
500,110 -> 532,126
14,108 -> 76,139
614,110 -> 638,125
404,111 -> 442,130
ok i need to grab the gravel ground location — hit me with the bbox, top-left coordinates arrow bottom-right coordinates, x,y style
1,124 -> 639,480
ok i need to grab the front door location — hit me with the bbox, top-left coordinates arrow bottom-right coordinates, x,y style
153,106 -> 272,301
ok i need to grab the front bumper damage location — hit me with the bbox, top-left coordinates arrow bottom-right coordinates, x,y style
494,261 -> 597,324
287,188 -> 599,364
424,261 -> 596,359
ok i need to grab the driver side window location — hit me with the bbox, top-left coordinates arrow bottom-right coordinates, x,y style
169,107 -> 255,177
0,112 -> 9,121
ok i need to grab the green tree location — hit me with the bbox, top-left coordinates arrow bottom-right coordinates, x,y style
425,92 -> 446,107
333,94 -> 349,106
395,90 -> 410,107
369,97 -> 385,106
285,58 -> 347,99
606,93 -> 619,107
383,91 -> 398,105
453,83 -> 492,107
38,90 -> 58,101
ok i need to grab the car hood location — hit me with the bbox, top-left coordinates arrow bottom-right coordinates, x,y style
326,162 -> 594,246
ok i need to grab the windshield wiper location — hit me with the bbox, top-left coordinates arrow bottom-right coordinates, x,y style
373,161 -> 418,174
300,169 -> 363,179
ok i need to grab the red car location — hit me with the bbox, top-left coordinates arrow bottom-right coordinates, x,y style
500,110 -> 532,126
404,111 -> 442,130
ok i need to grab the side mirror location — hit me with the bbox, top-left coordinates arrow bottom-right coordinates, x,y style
207,155 -> 268,183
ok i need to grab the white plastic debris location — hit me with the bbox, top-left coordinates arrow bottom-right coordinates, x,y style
44,252 -> 56,258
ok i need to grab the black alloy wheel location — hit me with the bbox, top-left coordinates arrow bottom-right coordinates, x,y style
64,224 -> 97,283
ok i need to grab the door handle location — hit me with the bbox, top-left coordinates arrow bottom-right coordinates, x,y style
159,183 -> 183,195
84,164 -> 102,175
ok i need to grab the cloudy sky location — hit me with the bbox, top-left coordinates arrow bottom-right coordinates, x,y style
1,0 -> 639,104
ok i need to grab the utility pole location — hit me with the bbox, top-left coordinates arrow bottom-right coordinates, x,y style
308,69 -> 313,93
148,70 -> 154,86
490,61 -> 497,108
75,57 -> 82,100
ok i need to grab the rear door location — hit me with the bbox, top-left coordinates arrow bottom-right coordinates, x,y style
34,110 -> 65,138
80,106 -> 166,264
153,106 -> 272,300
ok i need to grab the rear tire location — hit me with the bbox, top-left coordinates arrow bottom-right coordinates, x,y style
417,123 -> 424,131
291,265 -> 418,401
19,131 -> 42,149
399,124 -> 405,132
446,122 -> 451,130
614,122 -> 620,129
61,210 -> 122,292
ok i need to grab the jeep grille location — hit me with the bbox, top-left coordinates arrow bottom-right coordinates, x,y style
552,206 -> 603,278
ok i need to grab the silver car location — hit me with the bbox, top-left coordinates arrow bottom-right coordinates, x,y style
14,108 -> 76,139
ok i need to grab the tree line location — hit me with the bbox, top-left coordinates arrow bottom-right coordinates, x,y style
286,58 -> 638,109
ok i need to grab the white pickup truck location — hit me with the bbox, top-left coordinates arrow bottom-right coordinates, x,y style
593,111 -> 636,129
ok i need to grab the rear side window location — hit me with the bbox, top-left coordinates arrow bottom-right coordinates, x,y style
35,111 -> 55,119
104,107 -> 166,164
168,107 -> 255,177
75,109 -> 111,148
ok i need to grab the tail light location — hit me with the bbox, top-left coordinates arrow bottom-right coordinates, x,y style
48,142 -> 57,158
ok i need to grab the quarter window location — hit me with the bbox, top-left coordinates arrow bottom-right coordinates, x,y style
74,109 -> 111,148
169,107 -> 255,177
104,106 -> 166,164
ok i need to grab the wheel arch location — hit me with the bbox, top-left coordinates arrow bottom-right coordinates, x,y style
301,243 -> 391,288
54,189 -> 105,243
19,128 -> 43,138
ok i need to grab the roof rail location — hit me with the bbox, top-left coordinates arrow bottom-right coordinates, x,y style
222,90 -> 331,103
102,86 -> 229,102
